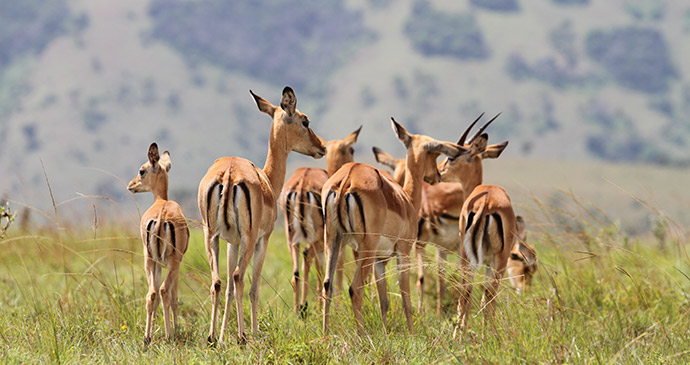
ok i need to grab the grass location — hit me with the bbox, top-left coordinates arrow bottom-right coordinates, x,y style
1,193 -> 690,363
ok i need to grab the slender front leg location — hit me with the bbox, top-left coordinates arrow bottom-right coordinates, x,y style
455,255 -> 475,338
203,226 -> 222,344
414,241 -> 426,313
218,242 -> 239,344
249,236 -> 269,337
373,257 -> 390,330
436,249 -> 448,315
397,243 -> 414,333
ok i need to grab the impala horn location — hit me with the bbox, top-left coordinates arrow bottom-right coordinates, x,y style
457,112 -> 485,145
467,112 -> 501,144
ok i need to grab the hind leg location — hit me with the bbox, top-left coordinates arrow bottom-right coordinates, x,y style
203,226 -> 222,344
397,240 -> 414,332
373,257 -> 390,329
218,242 -> 239,344
436,249 -> 448,315
144,258 -> 162,344
414,241 -> 426,313
249,236 -> 269,337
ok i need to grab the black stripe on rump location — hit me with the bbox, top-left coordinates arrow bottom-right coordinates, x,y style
166,222 -> 176,250
285,192 -> 294,236
299,192 -> 307,238
205,181 -> 220,226
417,218 -> 425,239
338,192 -> 347,231
492,213 -> 504,252
146,220 -> 156,247
468,212 -> 480,262
324,190 -> 335,223
238,182 -> 252,230
351,192 -> 366,234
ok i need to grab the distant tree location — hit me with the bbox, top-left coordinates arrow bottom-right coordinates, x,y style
586,27 -> 676,93
405,1 -> 490,60
470,0 -> 520,12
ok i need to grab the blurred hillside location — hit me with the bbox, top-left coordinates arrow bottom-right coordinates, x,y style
0,0 -> 689,229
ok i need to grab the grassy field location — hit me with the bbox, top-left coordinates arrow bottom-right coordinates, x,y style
1,194 -> 690,363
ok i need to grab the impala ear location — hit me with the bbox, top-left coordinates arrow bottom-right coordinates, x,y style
372,147 -> 400,170
391,117 -> 412,148
472,133 -> 489,154
345,125 -> 362,146
159,151 -> 172,172
280,86 -> 297,116
250,89 -> 277,118
148,143 -> 160,166
427,141 -> 470,159
482,141 -> 509,159
516,215 -> 527,243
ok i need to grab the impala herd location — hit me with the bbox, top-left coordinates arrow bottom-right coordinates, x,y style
128,86 -> 538,344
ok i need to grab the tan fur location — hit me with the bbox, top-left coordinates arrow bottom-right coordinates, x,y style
455,184 -> 517,337
321,118 -> 469,334
280,127 -> 361,315
127,143 -> 189,345
198,87 -> 325,344
507,216 -> 537,294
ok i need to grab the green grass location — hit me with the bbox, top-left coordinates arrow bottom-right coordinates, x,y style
1,196 -> 690,363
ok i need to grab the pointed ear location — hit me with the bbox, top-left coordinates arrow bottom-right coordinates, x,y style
159,151 -> 172,172
481,141 -> 509,159
516,215 -> 527,242
372,147 -> 400,170
427,141 -> 470,159
250,90 -> 276,117
280,86 -> 297,116
345,125 -> 362,146
391,117 -> 411,148
148,143 -> 160,166
471,133 -> 489,154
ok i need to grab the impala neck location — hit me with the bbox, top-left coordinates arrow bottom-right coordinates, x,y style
402,151 -> 424,214
152,178 -> 169,202
462,158 -> 483,194
263,125 -> 289,200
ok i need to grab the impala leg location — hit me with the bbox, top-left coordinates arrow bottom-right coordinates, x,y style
233,233 -> 257,344
455,255 -> 475,338
335,246 -> 345,297
218,242 -> 239,344
373,257 -> 389,330
160,258 -> 181,341
397,241 -> 414,333
322,231 -> 341,335
203,226 -> 221,344
287,230 -> 301,314
299,244 -> 316,317
436,249 -> 448,316
144,257 -> 160,345
313,245 -> 325,308
350,247 -> 375,335
414,241 -> 426,313
483,256 -> 507,325
249,236 -> 269,337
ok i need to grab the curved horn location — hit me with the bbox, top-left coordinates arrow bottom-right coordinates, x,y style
458,112 -> 485,145
467,112 -> 501,144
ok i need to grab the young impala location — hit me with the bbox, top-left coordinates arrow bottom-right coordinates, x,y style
281,126 -> 362,315
198,87 -> 325,344
127,143 -> 189,345
507,216 -> 538,295
321,118 -> 469,334
374,113 -> 508,314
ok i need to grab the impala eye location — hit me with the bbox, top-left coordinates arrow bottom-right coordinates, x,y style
139,169 -> 146,176
302,120 -> 309,128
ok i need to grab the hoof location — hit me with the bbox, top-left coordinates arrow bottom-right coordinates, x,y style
143,337 -> 151,347
299,302 -> 309,319
207,335 -> 217,347
237,333 -> 247,346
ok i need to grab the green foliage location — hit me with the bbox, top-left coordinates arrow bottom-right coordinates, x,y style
147,0 -> 373,92
586,27 -> 676,93
405,1 -> 490,60
470,0 -> 520,12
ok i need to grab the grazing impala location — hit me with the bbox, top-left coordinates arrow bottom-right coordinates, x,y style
507,216 -> 538,294
281,126 -> 361,315
321,118 -> 469,334
127,143 -> 189,345
374,113 -> 508,314
198,87 -> 325,344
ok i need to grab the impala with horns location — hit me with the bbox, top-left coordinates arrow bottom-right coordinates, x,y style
198,87 -> 325,344
507,215 -> 538,295
373,113 -> 508,314
321,118 -> 469,334
281,126 -> 362,316
128,143 -> 189,345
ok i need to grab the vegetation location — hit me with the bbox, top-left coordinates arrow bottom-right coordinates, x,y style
147,0 -> 373,93
405,1 -> 490,60
0,194 -> 688,362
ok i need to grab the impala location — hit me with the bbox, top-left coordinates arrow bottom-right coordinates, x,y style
281,126 -> 362,315
374,113 -> 508,314
198,87 -> 325,344
507,215 -> 538,294
321,118 -> 469,334
127,143 -> 189,344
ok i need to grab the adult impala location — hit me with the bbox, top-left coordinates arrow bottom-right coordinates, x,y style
127,143 -> 189,344
281,126 -> 361,315
321,118 -> 469,334
198,87 -> 325,344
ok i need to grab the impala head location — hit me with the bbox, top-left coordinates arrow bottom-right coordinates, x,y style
324,126 -> 362,175
438,113 -> 508,190
127,142 -> 171,197
372,146 -> 406,185
391,118 -> 469,185
508,216 -> 538,295
250,87 -> 326,159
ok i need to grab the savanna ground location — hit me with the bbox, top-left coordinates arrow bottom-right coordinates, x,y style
1,186 -> 690,363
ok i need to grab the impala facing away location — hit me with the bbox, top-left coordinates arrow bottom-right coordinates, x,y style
281,126 -> 362,315
374,113 -> 508,314
321,118 -> 469,334
198,87 -> 325,344
507,216 -> 538,294
128,143 -> 189,345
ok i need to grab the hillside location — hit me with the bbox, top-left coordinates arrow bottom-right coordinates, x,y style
0,0 -> 689,232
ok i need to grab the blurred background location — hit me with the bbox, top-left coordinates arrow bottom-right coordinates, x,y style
0,0 -> 688,235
